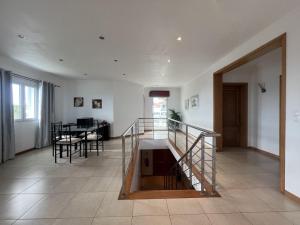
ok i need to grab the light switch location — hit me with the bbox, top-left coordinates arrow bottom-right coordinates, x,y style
294,111 -> 300,122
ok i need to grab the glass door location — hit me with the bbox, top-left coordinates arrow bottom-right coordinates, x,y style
152,97 -> 167,129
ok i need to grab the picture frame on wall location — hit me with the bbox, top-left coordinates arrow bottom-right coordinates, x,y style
74,97 -> 84,107
190,95 -> 199,109
92,99 -> 102,109
185,99 -> 189,110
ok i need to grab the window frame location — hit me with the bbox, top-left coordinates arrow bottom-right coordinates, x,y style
12,80 -> 38,122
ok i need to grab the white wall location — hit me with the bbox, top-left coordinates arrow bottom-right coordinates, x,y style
223,49 -> 281,156
144,87 -> 181,118
113,81 -> 144,136
181,6 -> 300,197
0,54 -> 65,153
62,79 -> 144,137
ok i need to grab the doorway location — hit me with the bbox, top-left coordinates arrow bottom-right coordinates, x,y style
213,33 -> 286,192
152,97 -> 167,129
222,83 -> 248,148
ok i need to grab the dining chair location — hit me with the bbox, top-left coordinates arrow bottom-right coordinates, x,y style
54,124 -> 82,163
82,120 -> 104,156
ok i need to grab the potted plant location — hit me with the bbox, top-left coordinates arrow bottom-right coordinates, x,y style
168,109 -> 182,129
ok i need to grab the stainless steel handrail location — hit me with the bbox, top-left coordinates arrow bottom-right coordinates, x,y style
121,117 -> 220,196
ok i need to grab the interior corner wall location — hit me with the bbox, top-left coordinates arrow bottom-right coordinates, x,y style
0,54 -> 65,153
180,6 -> 300,196
144,87 -> 181,118
223,49 -> 281,156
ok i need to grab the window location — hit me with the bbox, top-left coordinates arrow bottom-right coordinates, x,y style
12,79 -> 37,121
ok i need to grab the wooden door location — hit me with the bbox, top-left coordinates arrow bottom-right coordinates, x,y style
223,85 -> 243,147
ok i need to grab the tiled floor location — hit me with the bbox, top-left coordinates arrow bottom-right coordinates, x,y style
0,140 -> 299,225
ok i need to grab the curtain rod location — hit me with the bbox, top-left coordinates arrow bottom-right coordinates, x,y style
12,73 -> 61,87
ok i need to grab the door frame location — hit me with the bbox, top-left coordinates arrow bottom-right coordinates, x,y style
213,33 -> 286,192
222,83 -> 248,148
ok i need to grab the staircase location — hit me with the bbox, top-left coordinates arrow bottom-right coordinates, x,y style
120,118 -> 220,199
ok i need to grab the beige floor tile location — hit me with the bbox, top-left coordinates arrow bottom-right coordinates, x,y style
227,189 -> 272,212
51,177 -> 88,193
167,198 -> 203,215
13,219 -> 55,225
80,177 -> 113,192
54,218 -> 93,225
0,221 -> 15,225
92,167 -> 118,177
96,192 -> 133,217
243,212 -> 294,225
198,197 -> 239,213
132,216 -> 171,225
171,215 -> 211,225
207,213 -> 251,225
93,217 -> 132,225
22,178 -> 64,194
0,179 -> 39,194
251,188 -> 300,211
21,193 -> 74,219
58,192 -> 104,218
0,194 -> 45,219
281,211 -> 300,225
107,177 -> 122,192
133,199 -> 169,216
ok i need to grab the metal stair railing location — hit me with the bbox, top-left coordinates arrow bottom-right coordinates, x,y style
120,118 -> 220,197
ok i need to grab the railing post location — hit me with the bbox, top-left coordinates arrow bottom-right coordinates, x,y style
186,126 -> 188,153
212,136 -> 216,192
189,142 -> 193,187
167,119 -> 170,140
122,136 -> 126,194
200,135 -> 205,192
131,126 -> 134,151
174,127 -> 177,147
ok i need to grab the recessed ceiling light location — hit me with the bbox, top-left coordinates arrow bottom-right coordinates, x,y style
177,36 -> 182,41
167,59 -> 171,63
59,58 -> 64,62
99,35 -> 105,40
17,34 -> 25,39
114,59 -> 118,62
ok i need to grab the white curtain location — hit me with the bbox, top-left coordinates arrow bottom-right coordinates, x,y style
0,69 -> 15,163
35,81 -> 55,148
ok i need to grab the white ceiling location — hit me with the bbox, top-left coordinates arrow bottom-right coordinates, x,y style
0,0 -> 298,86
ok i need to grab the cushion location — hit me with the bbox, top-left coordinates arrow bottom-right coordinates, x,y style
56,137 -> 82,145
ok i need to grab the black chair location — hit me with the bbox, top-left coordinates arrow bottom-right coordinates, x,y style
82,120 -> 104,156
54,124 -> 82,163
51,122 -> 63,156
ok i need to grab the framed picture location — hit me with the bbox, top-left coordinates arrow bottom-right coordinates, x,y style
92,99 -> 102,109
185,99 -> 189,110
74,97 -> 84,107
190,95 -> 199,109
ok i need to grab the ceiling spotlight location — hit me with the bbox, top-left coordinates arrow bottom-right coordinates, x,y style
17,34 -> 25,39
99,35 -> 105,40
167,59 -> 171,63
59,58 -> 64,62
114,59 -> 118,62
176,36 -> 182,41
